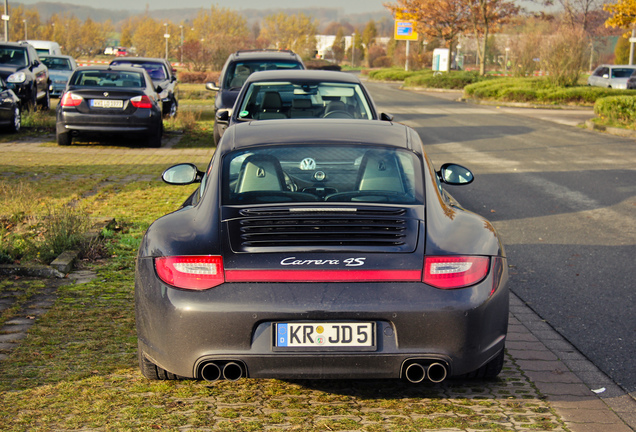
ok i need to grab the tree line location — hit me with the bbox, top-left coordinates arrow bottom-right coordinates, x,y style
5,1 -> 636,80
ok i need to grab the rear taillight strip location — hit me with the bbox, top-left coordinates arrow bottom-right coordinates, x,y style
226,269 -> 421,283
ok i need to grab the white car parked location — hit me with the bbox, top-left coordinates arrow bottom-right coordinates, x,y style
587,64 -> 636,89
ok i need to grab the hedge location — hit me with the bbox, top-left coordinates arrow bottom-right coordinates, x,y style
594,95 -> 636,128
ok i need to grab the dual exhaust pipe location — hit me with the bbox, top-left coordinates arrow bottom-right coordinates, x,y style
200,359 -> 447,383
200,361 -> 245,382
403,361 -> 448,383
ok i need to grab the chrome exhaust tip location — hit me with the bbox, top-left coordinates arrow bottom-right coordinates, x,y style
200,362 -> 222,382
427,362 -> 448,383
404,362 -> 427,383
222,361 -> 244,381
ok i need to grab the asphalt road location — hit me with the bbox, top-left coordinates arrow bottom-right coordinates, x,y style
366,80 -> 636,397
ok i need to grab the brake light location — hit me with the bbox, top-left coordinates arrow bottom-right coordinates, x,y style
60,92 -> 83,107
423,256 -> 490,289
155,256 -> 225,290
130,95 -> 153,108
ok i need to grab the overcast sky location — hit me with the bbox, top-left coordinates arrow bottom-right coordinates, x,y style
17,0 -> 389,14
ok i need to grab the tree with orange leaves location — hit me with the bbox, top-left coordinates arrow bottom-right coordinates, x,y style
604,0 -> 636,33
468,0 -> 519,75
384,0 -> 471,72
384,0 -> 518,74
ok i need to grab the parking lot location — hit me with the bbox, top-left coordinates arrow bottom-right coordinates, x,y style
0,137 -> 634,431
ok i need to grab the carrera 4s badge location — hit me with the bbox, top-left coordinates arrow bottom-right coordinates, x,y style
281,257 -> 366,267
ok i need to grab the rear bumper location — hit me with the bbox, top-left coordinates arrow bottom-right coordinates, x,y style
135,257 -> 509,380
57,110 -> 161,135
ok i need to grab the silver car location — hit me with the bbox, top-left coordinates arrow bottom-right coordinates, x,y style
587,64 -> 636,89
40,55 -> 77,97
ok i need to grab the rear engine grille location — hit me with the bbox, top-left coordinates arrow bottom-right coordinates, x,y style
227,207 -> 419,252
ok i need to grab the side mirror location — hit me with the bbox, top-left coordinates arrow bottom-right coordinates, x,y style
171,75 -> 177,82
205,82 -> 219,92
32,60 -> 40,68
162,163 -> 203,185
602,74 -> 609,79
216,109 -> 230,122
155,85 -> 163,94
437,163 -> 474,186
380,112 -> 393,121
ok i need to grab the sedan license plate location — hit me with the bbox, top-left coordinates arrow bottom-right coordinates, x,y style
274,322 -> 376,351
91,99 -> 123,108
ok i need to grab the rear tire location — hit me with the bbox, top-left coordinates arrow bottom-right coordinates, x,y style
138,345 -> 182,380
459,348 -> 505,380
8,106 -> 20,133
147,123 -> 163,148
39,88 -> 50,110
26,87 -> 38,112
213,121 -> 222,145
57,131 -> 72,146
164,97 -> 178,118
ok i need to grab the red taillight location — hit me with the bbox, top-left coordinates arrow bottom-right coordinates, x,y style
423,256 -> 490,289
60,92 -> 83,107
155,256 -> 225,290
130,95 -> 153,108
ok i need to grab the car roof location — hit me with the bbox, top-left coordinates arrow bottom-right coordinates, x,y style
72,65 -> 151,75
244,70 -> 362,84
222,120 -> 412,152
598,64 -> 636,68
228,50 -> 302,62
110,57 -> 168,64
40,54 -> 74,59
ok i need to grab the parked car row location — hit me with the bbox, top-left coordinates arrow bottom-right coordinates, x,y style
134,50 -> 510,385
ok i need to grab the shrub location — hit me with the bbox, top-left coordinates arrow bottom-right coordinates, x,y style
178,71 -> 221,84
372,56 -> 393,68
542,27 -> 587,87
368,68 -> 425,81
464,76 -> 635,105
405,71 -> 489,90
39,204 -> 91,263
594,95 -> 636,128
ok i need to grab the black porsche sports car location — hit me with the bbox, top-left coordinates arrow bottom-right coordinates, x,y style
135,119 -> 509,383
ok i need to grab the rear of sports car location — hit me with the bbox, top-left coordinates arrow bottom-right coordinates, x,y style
135,137 -> 509,383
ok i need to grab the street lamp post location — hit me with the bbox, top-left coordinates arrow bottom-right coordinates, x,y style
351,33 -> 356,68
164,23 -> 170,60
23,19 -> 26,40
179,25 -> 184,64
2,0 -> 8,43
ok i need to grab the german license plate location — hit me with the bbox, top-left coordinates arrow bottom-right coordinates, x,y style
91,99 -> 123,108
274,322 -> 376,351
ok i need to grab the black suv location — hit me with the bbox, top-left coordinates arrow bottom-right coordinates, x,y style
205,50 -> 304,144
0,41 -> 49,111
110,57 -> 178,117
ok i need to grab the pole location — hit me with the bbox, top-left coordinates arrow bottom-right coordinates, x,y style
351,33 -> 355,68
180,25 -> 183,64
164,23 -> 169,60
405,40 -> 410,71
630,28 -> 635,66
23,19 -> 26,40
3,0 -> 8,42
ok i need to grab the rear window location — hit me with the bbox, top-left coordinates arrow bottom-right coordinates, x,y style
110,61 -> 167,81
70,70 -> 145,87
222,145 -> 420,205
611,68 -> 636,78
237,81 -> 374,120
41,57 -> 73,71
224,60 -> 303,89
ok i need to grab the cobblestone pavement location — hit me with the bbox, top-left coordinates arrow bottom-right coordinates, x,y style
1,138 -> 635,432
